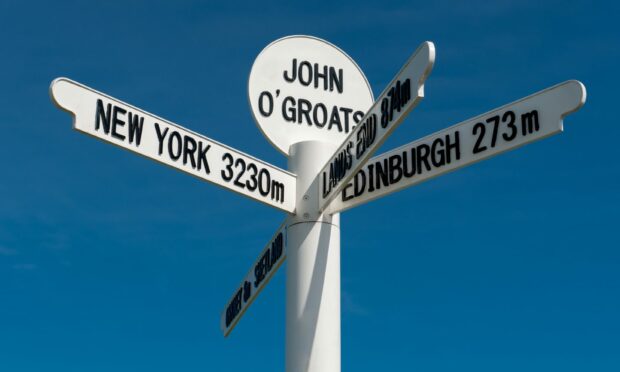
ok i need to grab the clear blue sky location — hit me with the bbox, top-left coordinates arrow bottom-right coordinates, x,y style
0,1 -> 618,371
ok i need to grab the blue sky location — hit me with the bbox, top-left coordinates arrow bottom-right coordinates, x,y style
0,0 -> 618,371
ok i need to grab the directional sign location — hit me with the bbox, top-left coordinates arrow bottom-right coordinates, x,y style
50,78 -> 296,213
221,222 -> 287,337
326,80 -> 587,213
318,41 -> 435,211
248,35 -> 374,156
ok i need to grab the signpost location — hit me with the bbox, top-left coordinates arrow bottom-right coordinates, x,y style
50,35 -> 587,372
326,80 -> 587,213
50,78 -> 296,213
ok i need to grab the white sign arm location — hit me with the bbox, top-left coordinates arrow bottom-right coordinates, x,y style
221,221 -> 287,337
50,78 -> 296,213
317,41 -> 436,211
326,80 -> 587,213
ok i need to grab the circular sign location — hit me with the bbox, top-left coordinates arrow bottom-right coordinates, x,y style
248,35 -> 374,156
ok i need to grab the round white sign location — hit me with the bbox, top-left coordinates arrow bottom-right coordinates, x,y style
248,35 -> 374,156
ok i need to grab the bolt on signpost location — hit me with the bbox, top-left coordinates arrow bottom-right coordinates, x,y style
50,35 -> 586,372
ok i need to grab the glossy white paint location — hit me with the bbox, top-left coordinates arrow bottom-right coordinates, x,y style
326,80 -> 587,213
318,41 -> 435,211
50,78 -> 296,213
248,36 -> 374,156
49,36 -> 588,372
286,141 -> 341,372
221,222 -> 287,337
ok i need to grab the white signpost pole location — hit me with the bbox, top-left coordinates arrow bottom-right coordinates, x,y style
286,141 -> 341,372
246,36 -> 376,372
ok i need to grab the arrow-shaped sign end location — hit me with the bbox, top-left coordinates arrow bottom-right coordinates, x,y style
561,79 -> 587,117
49,77 -> 74,111
416,41 -> 436,99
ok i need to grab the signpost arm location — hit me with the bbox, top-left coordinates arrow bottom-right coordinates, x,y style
317,41 -> 435,211
325,80 -> 587,214
50,78 -> 297,213
286,141 -> 341,372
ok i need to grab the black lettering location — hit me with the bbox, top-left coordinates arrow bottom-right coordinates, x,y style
354,170 -> 366,197
416,144 -> 431,173
430,137 -> 445,167
365,114 -> 377,156
390,80 -> 401,117
168,131 -> 182,161
389,154 -> 403,184
314,63 -> 328,90
258,91 -> 273,117
367,164 -> 375,192
487,115 -> 501,148
366,116 -> 376,146
243,281 -> 251,303
282,96 -> 296,122
322,171 -> 331,198
521,110 -> 540,135
380,97 -> 389,128
127,112 -> 144,146
335,153 -> 343,180
402,79 -> 411,103
183,135 -> 197,168
255,253 -> 267,287
298,61 -> 312,86
297,98 -> 312,125
271,181 -> 284,203
225,289 -> 243,327
270,241 -> 278,263
502,110 -> 517,141
345,142 -> 353,170
221,153 -> 233,181
445,131 -> 461,163
472,122 -> 487,154
95,99 -> 111,134
375,158 -> 389,190
342,182 -> 354,202
328,106 -> 343,132
272,233 -> 283,262
246,163 -> 258,191
356,123 -> 367,158
197,142 -> 211,174
154,123 -> 169,155
111,105 -> 126,141
233,158 -> 246,188
258,169 -> 271,196
283,58 -> 297,82
340,107 -> 353,132
330,67 -> 344,93
313,103 -> 328,128
403,148 -> 416,178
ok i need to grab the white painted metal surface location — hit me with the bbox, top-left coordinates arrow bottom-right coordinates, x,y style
50,78 -> 296,213
221,222 -> 287,337
287,141 -> 341,372
248,36 -> 374,156
326,80 -> 587,213
318,41 -> 435,211
49,35 -> 588,372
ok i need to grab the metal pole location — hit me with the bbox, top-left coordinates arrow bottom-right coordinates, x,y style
287,141 -> 341,372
